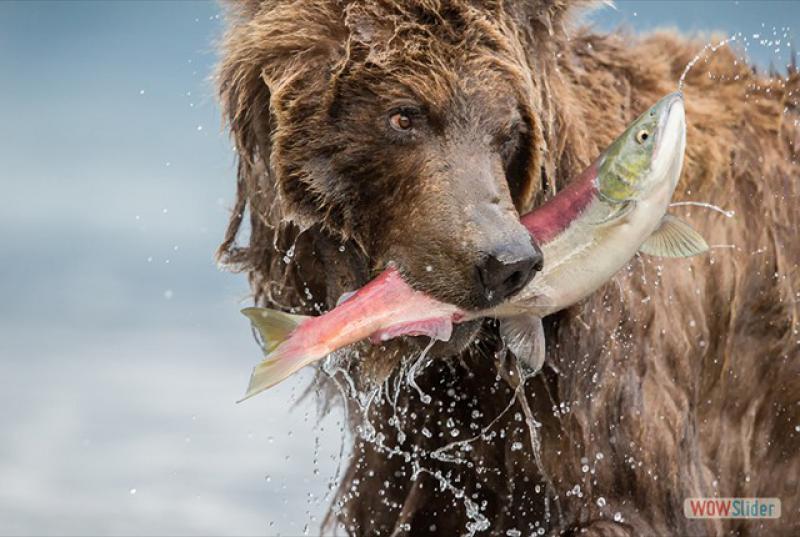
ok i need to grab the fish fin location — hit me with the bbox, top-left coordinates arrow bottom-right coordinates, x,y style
499,315 -> 546,375
237,349 -> 312,403
639,215 -> 709,258
241,307 -> 308,353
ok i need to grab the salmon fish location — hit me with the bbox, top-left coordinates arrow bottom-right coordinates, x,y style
239,92 -> 706,401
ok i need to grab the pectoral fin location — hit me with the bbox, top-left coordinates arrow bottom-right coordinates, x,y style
499,315 -> 546,375
639,215 -> 709,258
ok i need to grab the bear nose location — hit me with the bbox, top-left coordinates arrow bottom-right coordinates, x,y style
476,241 -> 543,303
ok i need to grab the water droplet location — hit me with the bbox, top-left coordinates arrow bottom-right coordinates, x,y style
129,488 -> 137,495
613,512 -> 623,522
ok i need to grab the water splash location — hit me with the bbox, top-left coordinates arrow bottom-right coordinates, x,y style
497,354 -> 563,528
669,201 -> 736,218
679,36 -> 736,90
325,364 -> 492,533
406,339 -> 437,404
319,347 -> 558,535
412,466 -> 491,536
431,388 -> 519,465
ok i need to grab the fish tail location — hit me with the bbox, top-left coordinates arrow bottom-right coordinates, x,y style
238,307 -> 312,402
237,349 -> 312,402
241,307 -> 308,353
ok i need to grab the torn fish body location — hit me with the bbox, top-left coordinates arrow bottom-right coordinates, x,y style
239,92 -> 707,400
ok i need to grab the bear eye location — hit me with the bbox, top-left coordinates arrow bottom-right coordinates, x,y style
389,112 -> 413,132
635,129 -> 650,144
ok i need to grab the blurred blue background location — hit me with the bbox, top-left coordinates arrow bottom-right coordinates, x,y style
0,1 -> 797,535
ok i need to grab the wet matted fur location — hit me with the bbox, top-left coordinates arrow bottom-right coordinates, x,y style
216,1 -> 800,535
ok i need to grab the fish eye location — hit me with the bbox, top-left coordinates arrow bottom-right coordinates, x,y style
389,112 -> 413,132
635,129 -> 650,144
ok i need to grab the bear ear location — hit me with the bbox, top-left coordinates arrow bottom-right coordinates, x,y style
218,0 -> 344,162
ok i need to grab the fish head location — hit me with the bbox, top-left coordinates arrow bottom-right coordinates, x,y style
597,92 -> 686,203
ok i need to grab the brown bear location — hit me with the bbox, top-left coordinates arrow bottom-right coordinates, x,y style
216,1 -> 800,535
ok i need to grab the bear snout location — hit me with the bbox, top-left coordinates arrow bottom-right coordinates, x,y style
474,239 -> 543,304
